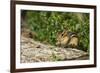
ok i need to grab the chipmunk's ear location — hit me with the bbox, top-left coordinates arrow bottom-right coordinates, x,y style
61,30 -> 69,37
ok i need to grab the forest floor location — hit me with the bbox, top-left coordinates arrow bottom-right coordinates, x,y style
20,35 -> 89,63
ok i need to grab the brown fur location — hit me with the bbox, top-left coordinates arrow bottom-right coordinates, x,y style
56,30 -> 70,47
56,30 -> 79,48
68,36 -> 78,48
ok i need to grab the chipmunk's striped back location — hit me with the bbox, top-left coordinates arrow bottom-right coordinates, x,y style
67,33 -> 79,48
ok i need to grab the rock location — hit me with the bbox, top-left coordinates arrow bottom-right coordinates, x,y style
20,36 -> 89,63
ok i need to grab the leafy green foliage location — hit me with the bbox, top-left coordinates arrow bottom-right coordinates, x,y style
22,10 -> 89,52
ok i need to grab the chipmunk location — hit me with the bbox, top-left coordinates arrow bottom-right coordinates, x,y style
56,30 -> 79,48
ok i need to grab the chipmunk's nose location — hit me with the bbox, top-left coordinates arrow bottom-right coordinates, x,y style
55,43 -> 58,46
56,42 -> 61,46
55,42 -> 59,46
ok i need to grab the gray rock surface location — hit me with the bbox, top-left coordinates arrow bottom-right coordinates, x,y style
21,36 -> 89,63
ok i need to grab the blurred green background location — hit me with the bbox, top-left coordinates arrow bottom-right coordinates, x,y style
21,10 -> 89,52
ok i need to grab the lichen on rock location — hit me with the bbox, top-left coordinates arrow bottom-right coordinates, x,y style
20,36 -> 89,63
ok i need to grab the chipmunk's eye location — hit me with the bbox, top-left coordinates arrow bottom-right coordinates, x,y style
61,33 -> 64,36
